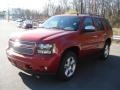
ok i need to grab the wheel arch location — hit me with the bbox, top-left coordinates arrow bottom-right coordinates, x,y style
105,38 -> 111,46
62,46 -> 80,57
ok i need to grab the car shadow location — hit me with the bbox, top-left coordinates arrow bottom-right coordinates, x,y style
19,55 -> 120,90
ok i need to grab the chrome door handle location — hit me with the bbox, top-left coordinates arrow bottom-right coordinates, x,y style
103,33 -> 107,36
92,35 -> 97,38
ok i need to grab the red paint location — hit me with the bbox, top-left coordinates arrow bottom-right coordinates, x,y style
6,15 -> 113,74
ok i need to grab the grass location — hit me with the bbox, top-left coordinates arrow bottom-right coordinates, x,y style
113,28 -> 120,35
112,28 -> 120,44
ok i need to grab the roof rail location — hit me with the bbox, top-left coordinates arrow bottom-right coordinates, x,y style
88,13 -> 105,17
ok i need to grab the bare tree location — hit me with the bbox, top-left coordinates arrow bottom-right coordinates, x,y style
10,0 -> 120,27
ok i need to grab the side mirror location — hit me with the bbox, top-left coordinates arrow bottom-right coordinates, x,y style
84,25 -> 95,32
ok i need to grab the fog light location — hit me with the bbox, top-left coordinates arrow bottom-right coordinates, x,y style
25,65 -> 32,70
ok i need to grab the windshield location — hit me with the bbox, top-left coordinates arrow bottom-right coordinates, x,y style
42,16 -> 80,31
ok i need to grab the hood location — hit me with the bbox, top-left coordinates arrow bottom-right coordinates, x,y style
10,28 -> 71,41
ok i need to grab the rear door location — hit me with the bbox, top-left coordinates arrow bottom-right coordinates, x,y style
93,18 -> 107,50
79,17 -> 99,55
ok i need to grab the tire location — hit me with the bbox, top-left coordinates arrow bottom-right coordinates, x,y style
57,51 -> 78,81
100,43 -> 110,60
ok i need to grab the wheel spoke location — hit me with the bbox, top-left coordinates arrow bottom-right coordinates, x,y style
65,68 -> 69,76
70,58 -> 75,65
71,64 -> 76,72
67,58 -> 71,65
104,45 -> 109,58
68,68 -> 74,77
64,63 -> 69,68
64,59 -> 70,69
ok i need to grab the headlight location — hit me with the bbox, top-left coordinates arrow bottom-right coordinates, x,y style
37,44 -> 57,54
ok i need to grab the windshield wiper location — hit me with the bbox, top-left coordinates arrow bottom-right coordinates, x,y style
42,27 -> 66,30
48,27 -> 62,29
39,26 -> 45,28
39,26 -> 59,29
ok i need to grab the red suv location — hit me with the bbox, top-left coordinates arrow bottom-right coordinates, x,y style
6,14 -> 113,80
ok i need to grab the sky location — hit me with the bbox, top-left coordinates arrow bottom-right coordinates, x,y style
0,0 -> 48,11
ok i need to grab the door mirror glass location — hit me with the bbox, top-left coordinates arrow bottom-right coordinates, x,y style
84,25 -> 95,32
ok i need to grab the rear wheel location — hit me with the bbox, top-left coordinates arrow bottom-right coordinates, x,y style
57,51 -> 78,81
100,43 -> 110,60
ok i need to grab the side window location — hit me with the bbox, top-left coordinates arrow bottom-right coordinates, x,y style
83,17 -> 93,26
94,18 -> 104,31
102,19 -> 112,30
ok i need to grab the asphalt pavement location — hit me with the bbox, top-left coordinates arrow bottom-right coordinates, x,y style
0,20 -> 120,90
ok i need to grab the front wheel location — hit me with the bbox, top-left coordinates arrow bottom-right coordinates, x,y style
57,51 -> 78,81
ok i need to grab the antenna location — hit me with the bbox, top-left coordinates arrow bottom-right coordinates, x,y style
76,8 -> 79,16
77,12 -> 79,16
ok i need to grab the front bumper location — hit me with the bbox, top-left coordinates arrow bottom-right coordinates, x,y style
6,49 -> 61,74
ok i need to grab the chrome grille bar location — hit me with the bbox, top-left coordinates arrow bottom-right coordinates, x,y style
9,40 -> 36,55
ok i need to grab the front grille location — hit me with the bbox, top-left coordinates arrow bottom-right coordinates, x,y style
9,40 -> 36,55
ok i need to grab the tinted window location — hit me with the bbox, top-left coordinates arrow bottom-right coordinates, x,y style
83,17 -> 93,26
94,18 -> 104,30
42,16 -> 80,31
102,19 -> 112,30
